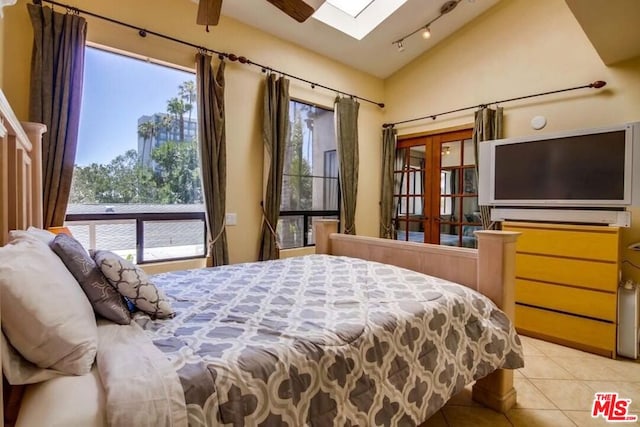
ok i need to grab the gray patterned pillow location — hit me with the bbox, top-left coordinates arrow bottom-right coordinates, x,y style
50,234 -> 131,325
93,250 -> 174,319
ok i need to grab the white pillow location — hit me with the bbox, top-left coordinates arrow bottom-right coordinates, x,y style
0,237 -> 98,375
8,226 -> 57,244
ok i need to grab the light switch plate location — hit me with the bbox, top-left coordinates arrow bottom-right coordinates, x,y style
225,213 -> 237,226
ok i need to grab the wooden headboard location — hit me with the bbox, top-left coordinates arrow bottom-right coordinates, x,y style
0,90 -> 46,425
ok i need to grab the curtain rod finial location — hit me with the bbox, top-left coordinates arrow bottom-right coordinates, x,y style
591,80 -> 606,89
378,103 -> 385,108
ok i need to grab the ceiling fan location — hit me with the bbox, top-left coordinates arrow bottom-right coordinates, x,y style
197,0 -> 327,27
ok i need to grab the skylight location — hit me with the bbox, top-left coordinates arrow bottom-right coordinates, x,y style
313,0 -> 407,40
326,0 -> 374,18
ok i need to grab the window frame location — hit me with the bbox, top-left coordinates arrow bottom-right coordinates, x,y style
67,44 -> 206,264
278,98 -> 341,249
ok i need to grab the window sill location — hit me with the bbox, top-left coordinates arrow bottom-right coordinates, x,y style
279,246 -> 316,259
140,257 -> 207,275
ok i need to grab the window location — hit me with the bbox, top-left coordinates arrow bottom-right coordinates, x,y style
278,100 -> 339,249
67,47 -> 205,263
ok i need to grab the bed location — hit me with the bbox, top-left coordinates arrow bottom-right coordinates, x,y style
0,91 -> 523,426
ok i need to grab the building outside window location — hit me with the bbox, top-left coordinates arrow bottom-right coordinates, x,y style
67,46 -> 205,263
278,100 -> 339,248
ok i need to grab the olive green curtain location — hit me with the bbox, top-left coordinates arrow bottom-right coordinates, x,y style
28,4 -> 86,228
379,127 -> 397,238
335,97 -> 360,235
473,106 -> 503,230
196,53 -> 228,266
259,74 -> 290,261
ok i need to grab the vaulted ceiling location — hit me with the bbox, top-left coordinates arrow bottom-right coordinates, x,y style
216,0 -> 500,79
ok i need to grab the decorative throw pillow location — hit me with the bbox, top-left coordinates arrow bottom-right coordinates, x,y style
0,237 -> 98,375
50,233 -> 131,325
93,250 -> 175,319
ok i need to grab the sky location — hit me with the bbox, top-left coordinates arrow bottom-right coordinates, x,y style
76,47 -> 196,166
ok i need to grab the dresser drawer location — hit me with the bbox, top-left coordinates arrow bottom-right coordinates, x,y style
516,279 -> 617,321
516,304 -> 616,354
503,222 -> 619,261
515,253 -> 618,292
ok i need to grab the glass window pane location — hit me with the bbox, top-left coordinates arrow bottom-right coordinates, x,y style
281,101 -> 337,215
395,220 -> 409,241
277,216 -> 304,249
307,216 -> 339,245
463,139 -> 475,166
65,221 -> 137,262
143,220 -> 205,262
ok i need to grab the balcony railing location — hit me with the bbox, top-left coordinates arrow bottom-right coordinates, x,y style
65,212 -> 207,264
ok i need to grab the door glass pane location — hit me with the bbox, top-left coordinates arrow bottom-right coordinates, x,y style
440,195 -> 453,218
405,220 -> 424,243
440,224 -> 459,246
463,139 -> 475,166
441,141 -> 461,167
409,146 -> 425,168
396,220 -> 408,241
461,224 -> 479,249
440,169 -> 460,195
394,148 -> 407,171
462,197 -> 480,223
463,168 -> 477,194
450,196 -> 461,222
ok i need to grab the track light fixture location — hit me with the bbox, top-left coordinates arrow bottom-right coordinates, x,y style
392,0 -> 461,51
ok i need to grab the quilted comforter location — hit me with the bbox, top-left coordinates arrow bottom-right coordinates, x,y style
130,254 -> 523,426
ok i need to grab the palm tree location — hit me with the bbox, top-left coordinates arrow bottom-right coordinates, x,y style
137,120 -> 158,166
166,97 -> 186,141
179,81 -> 196,129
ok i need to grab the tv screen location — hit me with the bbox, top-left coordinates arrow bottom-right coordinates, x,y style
494,131 -> 626,201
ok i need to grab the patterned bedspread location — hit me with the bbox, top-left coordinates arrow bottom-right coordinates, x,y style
137,255 -> 523,426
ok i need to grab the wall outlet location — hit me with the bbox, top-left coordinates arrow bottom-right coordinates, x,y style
225,213 -> 237,226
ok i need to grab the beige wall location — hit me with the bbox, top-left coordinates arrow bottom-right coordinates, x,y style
3,0 -> 384,264
384,0 -> 640,283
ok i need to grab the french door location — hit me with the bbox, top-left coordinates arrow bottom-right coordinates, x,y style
394,128 -> 481,248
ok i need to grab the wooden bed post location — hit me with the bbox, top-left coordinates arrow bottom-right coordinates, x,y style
472,230 -> 520,413
314,219 -> 339,255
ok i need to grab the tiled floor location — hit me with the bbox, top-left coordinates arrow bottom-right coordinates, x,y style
423,336 -> 640,426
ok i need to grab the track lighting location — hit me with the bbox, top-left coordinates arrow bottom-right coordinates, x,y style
391,0 -> 461,52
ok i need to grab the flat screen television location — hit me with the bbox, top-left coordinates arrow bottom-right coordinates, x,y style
478,122 -> 640,207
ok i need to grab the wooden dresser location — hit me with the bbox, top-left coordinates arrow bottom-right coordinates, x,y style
502,221 -> 621,357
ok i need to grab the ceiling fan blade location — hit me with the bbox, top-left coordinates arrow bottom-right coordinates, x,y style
197,0 -> 222,26
266,0 -> 325,23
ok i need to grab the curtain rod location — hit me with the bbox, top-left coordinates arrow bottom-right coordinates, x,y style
34,0 -> 386,108
383,80 -> 607,128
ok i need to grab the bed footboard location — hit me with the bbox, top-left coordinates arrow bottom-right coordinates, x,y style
314,219 -> 520,414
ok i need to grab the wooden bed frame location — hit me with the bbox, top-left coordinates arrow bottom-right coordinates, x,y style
0,89 -> 520,424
